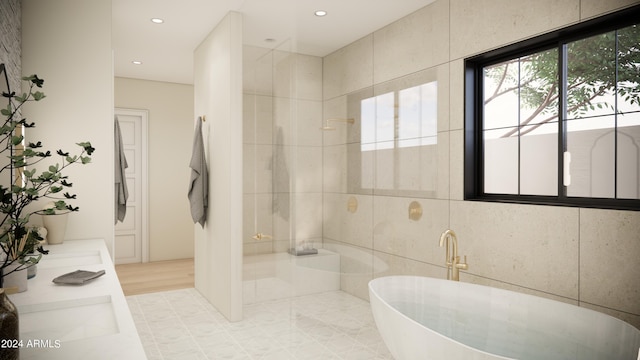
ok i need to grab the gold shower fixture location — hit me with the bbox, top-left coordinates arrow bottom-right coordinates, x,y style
408,201 -> 422,221
347,196 -> 358,213
320,118 -> 355,130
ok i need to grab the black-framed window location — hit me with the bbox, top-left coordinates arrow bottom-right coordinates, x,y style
464,5 -> 640,211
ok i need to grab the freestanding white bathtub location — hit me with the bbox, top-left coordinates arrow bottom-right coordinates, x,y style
369,276 -> 640,360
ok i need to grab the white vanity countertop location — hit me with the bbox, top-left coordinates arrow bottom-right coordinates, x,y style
8,238 -> 147,360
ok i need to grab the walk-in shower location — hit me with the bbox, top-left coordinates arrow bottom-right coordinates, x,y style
242,40 -> 340,305
241,30 -> 395,309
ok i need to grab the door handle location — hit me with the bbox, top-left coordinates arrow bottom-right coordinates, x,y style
563,151 -> 571,186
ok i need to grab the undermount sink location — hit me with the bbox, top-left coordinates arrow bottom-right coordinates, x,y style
37,250 -> 102,269
18,295 -> 119,342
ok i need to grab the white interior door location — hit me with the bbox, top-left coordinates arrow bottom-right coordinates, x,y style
115,108 -> 149,264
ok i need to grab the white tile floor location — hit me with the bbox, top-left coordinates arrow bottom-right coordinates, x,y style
126,288 -> 393,360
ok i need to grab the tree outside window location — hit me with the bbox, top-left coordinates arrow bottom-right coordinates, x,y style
470,18 -> 640,208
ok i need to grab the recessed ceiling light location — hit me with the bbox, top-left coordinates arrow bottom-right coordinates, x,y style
314,10 -> 327,17
132,60 -> 143,65
150,18 -> 164,24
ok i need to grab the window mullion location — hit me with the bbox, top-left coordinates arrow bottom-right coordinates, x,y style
559,43 -> 568,200
614,29 -> 619,199
517,58 -> 522,196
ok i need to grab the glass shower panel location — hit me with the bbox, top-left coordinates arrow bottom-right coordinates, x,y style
243,45 -> 276,305
272,42 -> 297,255
244,37 -> 327,305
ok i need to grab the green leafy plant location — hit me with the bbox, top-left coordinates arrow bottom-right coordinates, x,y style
484,24 -> 640,138
0,74 -> 95,287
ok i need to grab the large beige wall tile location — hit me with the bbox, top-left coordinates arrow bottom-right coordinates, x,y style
323,144 -> 347,193
272,193 -> 323,244
294,146 -> 323,193
374,251 -> 445,280
436,63 -> 451,134
373,0 -> 450,84
449,58 -> 464,131
295,99 -> 323,147
293,54 -> 323,101
322,144 -> 373,194
449,129 -> 464,200
273,49 -> 296,99
323,35 -> 374,100
580,209 -> 640,316
322,95 -> 350,146
450,200 -> 580,298
323,193 -> 374,249
435,131 -> 450,200
347,143 -> 374,195
273,97 -> 293,144
273,98 -> 322,147
292,193 -> 323,242
465,273 -> 579,306
450,0 -> 580,59
323,143 -> 371,194
273,52 -> 323,101
580,0 -> 640,20
373,197 -> 449,264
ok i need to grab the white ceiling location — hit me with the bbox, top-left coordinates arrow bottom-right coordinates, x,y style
112,0 -> 435,85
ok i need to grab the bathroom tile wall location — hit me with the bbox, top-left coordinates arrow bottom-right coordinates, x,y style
448,0 -> 580,61
322,0 -> 640,329
0,0 -> 21,95
372,0 -> 450,84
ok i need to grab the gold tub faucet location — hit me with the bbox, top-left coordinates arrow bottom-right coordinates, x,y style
439,229 -> 468,281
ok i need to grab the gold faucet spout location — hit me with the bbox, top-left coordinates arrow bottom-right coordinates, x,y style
439,229 -> 457,265
439,229 -> 467,281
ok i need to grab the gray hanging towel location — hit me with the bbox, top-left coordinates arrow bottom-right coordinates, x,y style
114,116 -> 129,224
188,116 -> 208,226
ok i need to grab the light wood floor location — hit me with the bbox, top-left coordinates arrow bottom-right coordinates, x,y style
115,258 -> 194,296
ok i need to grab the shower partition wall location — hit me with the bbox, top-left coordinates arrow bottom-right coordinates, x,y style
242,42 -> 338,305
241,29 -> 449,319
